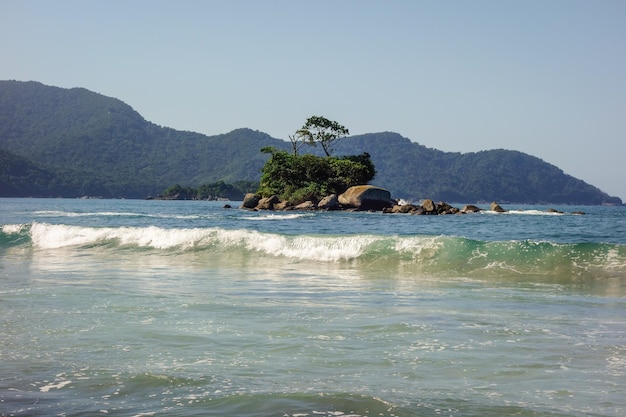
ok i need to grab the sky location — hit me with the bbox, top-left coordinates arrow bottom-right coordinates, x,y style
1,0 -> 625,201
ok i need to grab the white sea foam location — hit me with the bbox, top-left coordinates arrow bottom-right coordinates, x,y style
508,209 -> 564,216
485,209 -> 565,216
394,235 -> 443,254
272,235 -> 378,261
27,223 -> 380,261
35,210 -> 141,217
39,380 -> 72,392
29,223 -> 211,249
34,210 -> 205,220
1,223 -> 27,234
242,213 -> 314,221
219,228 -> 379,261
23,223 -> 626,275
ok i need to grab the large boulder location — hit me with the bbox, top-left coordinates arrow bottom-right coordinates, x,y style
274,200 -> 293,210
436,201 -> 459,215
338,185 -> 392,211
241,193 -> 261,209
257,195 -> 280,210
294,200 -> 316,210
317,194 -> 341,211
421,199 -> 436,213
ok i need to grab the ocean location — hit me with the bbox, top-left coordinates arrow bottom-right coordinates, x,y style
1,197 -> 625,417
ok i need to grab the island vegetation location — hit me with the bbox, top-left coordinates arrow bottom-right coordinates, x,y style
257,116 -> 375,204
156,180 -> 258,201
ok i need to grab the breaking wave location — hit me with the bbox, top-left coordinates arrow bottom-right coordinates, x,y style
2,222 -> 625,280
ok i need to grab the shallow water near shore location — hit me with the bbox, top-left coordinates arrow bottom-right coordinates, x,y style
1,198 -> 625,416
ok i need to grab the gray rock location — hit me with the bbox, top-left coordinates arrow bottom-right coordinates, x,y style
274,200 -> 293,210
317,194 -> 340,210
338,185 -> 392,211
461,204 -> 482,213
241,193 -> 261,209
257,195 -> 280,210
490,201 -> 507,212
294,201 -> 316,210
421,199 -> 436,213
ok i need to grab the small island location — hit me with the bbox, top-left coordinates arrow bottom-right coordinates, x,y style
237,116 -> 584,215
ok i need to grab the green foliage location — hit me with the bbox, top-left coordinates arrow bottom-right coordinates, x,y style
330,152 -> 376,189
196,180 -> 251,200
162,184 -> 196,200
0,81 -> 278,198
257,147 -> 375,204
0,148 -> 103,197
295,115 -> 349,157
159,180 -> 258,200
230,180 -> 260,195
257,117 -> 371,204
332,133 -> 623,204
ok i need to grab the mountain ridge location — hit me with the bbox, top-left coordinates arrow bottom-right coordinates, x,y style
0,80 -> 621,205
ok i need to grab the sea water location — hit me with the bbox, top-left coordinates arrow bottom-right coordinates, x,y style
1,198 -> 625,417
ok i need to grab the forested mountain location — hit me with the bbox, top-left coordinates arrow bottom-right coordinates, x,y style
0,80 -> 280,198
1,148 -> 67,197
333,133 -> 621,204
0,80 -> 621,204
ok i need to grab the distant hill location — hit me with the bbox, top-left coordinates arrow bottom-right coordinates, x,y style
0,80 -> 280,198
1,148 -> 62,197
0,80 -> 621,204
333,133 -> 620,204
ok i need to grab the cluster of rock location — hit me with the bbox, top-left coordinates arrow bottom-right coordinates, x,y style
240,184 -> 587,215
384,200 -> 485,215
241,185 -> 496,214
241,185 -> 391,211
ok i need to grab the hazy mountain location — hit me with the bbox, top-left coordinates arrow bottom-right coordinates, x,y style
0,80 -> 621,204
333,133 -> 620,204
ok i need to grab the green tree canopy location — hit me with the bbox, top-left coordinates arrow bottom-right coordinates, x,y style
296,115 -> 349,157
258,147 -> 375,204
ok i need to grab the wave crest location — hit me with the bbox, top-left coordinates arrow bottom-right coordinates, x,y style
2,223 -> 625,278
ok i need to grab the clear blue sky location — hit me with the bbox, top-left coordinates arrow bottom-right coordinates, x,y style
2,0 -> 625,201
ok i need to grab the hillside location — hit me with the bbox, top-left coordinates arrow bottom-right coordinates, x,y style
1,148 -> 62,197
333,133 -> 620,204
0,80 -> 281,198
0,80 -> 621,204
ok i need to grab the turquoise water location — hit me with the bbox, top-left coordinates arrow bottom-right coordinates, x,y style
1,198 -> 625,416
